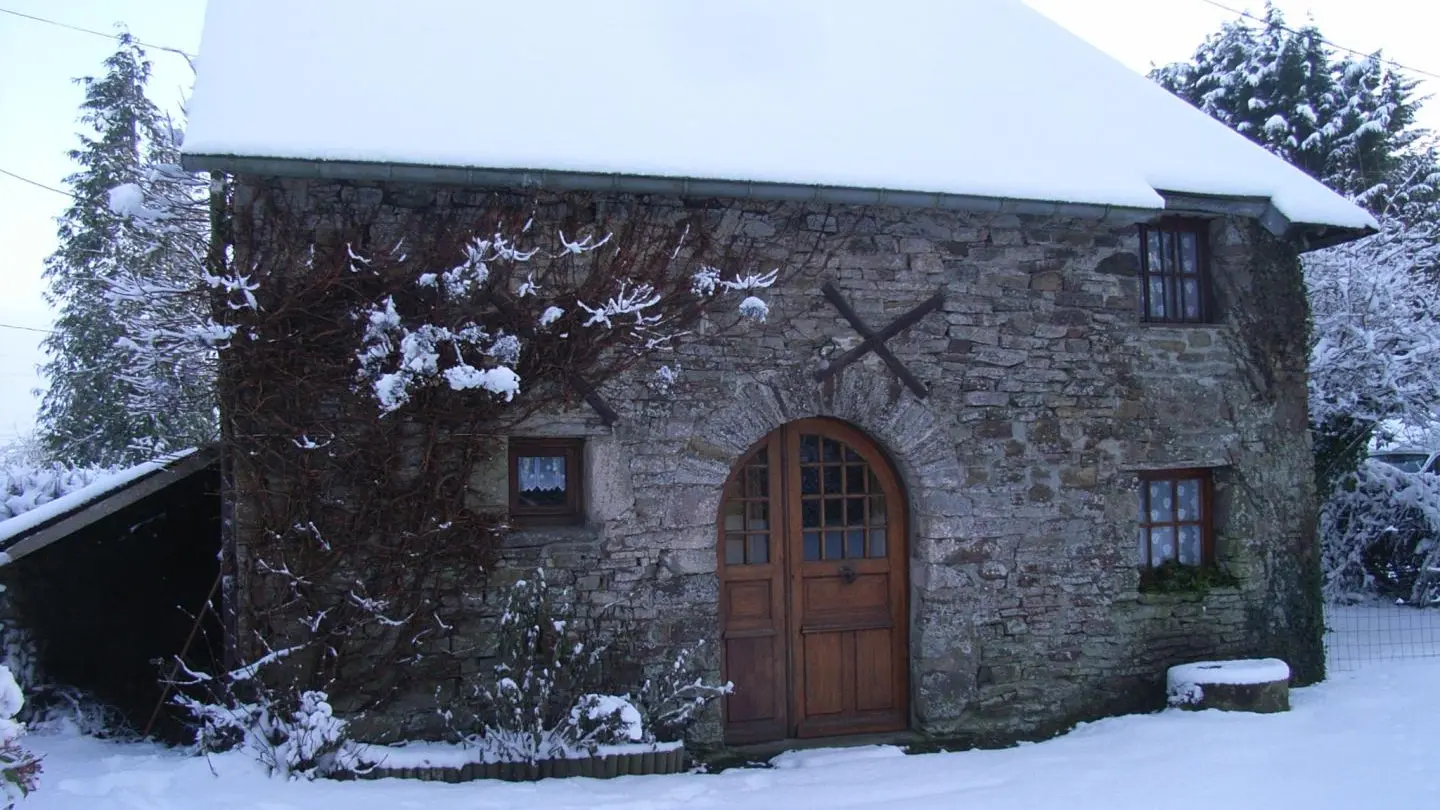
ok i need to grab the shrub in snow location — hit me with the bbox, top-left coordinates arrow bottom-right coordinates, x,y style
0,666 -> 40,808
173,665 -> 360,779
1322,458 -> 1440,605
443,572 -> 730,763
22,686 -> 132,740
0,464 -> 112,523
632,640 -> 732,740
465,572 -> 627,763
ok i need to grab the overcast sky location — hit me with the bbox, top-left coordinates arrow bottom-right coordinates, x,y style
0,0 -> 1436,446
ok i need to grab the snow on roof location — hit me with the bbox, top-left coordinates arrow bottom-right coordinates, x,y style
0,449 -> 204,553
181,0 -> 1377,233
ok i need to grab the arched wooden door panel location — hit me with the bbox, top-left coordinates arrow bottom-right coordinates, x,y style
718,418 -> 908,743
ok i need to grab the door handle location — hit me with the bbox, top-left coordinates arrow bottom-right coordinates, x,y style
838,564 -> 857,584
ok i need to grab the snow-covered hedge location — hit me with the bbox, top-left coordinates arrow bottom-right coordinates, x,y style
0,464 -> 112,523
1322,458 -> 1440,605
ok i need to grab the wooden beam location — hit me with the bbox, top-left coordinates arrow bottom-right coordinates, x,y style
815,282 -> 944,398
565,373 -> 619,427
491,294 -> 620,426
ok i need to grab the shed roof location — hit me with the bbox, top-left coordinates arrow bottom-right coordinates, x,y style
0,449 -> 219,564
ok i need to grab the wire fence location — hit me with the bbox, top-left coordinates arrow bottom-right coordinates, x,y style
1323,601 -> 1440,672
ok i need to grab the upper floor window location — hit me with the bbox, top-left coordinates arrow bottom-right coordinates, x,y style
1138,469 -> 1213,568
509,438 -> 584,525
1140,219 -> 1211,324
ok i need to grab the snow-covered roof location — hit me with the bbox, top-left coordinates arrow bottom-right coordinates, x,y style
181,0 -> 1377,235
0,449 -> 216,563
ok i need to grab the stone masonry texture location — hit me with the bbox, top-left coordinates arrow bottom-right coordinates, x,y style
225,176 -> 1324,746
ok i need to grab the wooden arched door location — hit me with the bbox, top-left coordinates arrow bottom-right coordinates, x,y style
718,418 -> 908,743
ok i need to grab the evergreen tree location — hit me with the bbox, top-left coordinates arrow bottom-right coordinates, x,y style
1150,3 -> 1423,208
106,124 -> 222,452
38,34 -> 215,466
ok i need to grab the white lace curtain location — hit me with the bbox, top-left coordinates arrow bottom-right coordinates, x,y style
518,456 -> 567,491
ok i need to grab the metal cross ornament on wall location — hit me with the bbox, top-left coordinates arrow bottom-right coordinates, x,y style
814,281 -> 945,398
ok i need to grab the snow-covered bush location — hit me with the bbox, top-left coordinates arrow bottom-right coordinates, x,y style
0,666 -> 41,808
0,438 -> 44,471
0,464 -> 112,523
632,640 -> 732,740
1322,458 -> 1440,605
465,572 -> 629,763
1306,213 -> 1440,496
444,572 -> 729,763
22,686 -> 132,740
173,667 -> 360,779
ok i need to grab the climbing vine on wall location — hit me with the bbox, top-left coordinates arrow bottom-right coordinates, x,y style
214,182 -> 828,714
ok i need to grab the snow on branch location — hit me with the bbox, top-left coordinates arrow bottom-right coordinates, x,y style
228,645 -> 304,682
345,219 -> 787,415
578,281 -> 662,329
356,295 -> 518,414
1306,216 -> 1440,430
99,122 -> 229,453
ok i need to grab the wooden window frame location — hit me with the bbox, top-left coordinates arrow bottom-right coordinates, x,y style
1139,217 -> 1213,324
1137,468 -> 1215,568
508,438 -> 584,526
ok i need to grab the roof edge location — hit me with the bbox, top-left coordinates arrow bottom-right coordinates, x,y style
182,153 -> 1160,223
183,154 -> 1376,250
1157,190 -> 1376,253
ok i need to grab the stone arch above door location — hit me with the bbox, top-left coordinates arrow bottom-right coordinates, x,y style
676,368 -> 963,517
717,416 -> 909,743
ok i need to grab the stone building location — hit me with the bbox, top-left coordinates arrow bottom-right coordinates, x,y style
182,0 -> 1375,746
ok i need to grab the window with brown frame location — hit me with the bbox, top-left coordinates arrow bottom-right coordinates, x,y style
1139,218 -> 1211,324
508,438 -> 584,525
1137,469 -> 1214,567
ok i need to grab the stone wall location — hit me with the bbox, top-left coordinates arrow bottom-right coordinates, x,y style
227,176 -> 1322,745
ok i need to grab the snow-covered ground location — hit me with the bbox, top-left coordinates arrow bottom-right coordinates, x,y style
21,654 -> 1440,809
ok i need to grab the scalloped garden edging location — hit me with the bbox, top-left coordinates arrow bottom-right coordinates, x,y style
342,742 -> 687,783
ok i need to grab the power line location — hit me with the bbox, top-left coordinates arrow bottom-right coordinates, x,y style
0,168 -> 73,198
1194,0 -> 1440,82
0,6 -> 195,60
0,324 -> 52,335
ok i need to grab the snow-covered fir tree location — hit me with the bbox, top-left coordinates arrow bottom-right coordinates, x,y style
38,34 -> 216,467
1151,2 -> 1423,207
105,124 -> 223,450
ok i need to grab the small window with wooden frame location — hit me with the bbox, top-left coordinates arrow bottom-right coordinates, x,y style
1139,218 -> 1212,324
1137,469 -> 1214,568
508,438 -> 584,526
